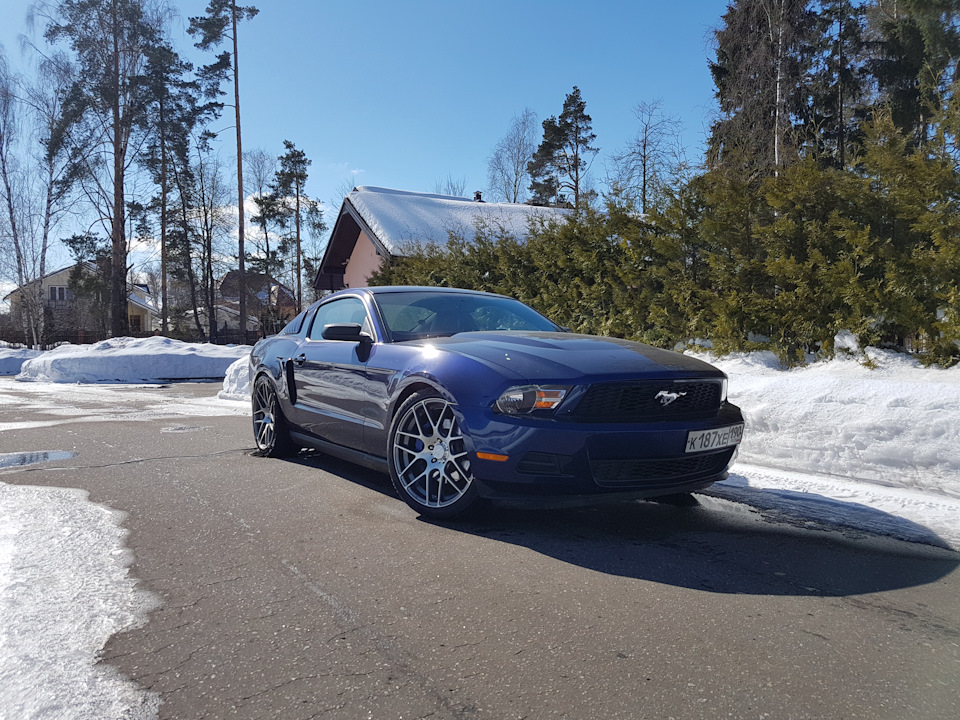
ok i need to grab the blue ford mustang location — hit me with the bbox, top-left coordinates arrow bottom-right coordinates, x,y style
250,286 -> 744,518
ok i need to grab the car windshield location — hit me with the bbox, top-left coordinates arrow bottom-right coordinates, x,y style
374,291 -> 559,340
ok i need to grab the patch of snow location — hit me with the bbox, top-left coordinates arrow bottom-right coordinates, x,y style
218,356 -> 251,401
0,348 -> 42,376
834,329 -> 860,354
16,336 -> 250,384
0,482 -> 159,719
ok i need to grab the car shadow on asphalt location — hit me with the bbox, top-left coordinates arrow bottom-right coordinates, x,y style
283,450 -> 959,599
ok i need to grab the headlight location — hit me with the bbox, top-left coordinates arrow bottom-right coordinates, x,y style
720,377 -> 728,403
495,385 -> 569,415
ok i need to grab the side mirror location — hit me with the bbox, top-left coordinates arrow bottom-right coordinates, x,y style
320,323 -> 373,343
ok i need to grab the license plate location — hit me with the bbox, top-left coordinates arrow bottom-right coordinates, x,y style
685,424 -> 744,453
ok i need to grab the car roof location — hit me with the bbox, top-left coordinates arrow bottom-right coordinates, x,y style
335,286 -> 508,299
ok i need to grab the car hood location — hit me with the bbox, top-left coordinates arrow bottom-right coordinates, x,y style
419,332 -> 725,382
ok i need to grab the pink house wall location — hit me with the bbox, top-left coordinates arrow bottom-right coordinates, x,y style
343,230 -> 384,288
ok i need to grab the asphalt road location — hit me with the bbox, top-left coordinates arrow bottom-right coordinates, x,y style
1,380 -> 958,720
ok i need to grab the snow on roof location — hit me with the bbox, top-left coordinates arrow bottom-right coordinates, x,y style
346,186 -> 570,255
127,291 -> 157,313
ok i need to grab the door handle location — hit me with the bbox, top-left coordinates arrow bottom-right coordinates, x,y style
293,353 -> 306,366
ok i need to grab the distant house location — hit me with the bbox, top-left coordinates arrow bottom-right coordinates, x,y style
314,186 -> 570,292
3,263 -> 157,341
216,270 -> 297,334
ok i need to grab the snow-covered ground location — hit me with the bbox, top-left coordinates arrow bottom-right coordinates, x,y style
0,481 -> 159,719
1,337 -> 252,720
1,335 -> 960,720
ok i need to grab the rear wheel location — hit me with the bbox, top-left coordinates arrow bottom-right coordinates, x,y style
389,390 -> 478,518
252,375 -> 296,457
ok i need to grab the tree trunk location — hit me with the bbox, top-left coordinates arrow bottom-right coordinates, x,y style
773,2 -> 785,175
0,132 -> 36,346
295,177 -> 302,312
232,1 -> 247,342
837,10 -> 845,168
110,11 -> 128,338
160,99 -> 169,333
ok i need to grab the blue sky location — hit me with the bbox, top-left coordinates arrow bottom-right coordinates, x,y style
1,0 -> 726,216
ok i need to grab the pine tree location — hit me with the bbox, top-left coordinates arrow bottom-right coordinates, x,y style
189,0 -> 259,340
45,0 -> 164,337
708,0 -> 814,176
527,87 -> 598,208
140,40 -> 216,335
866,0 -> 960,146
275,140 -> 310,312
805,0 -> 868,167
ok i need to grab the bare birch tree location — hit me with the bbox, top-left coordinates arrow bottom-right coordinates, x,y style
245,146 -> 281,282
486,108 -> 538,203
433,173 -> 468,197
609,100 -> 682,213
0,51 -> 75,347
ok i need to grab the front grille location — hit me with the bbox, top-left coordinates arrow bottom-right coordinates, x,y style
591,449 -> 733,488
570,380 -> 722,422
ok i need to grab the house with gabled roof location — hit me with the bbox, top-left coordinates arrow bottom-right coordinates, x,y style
3,263 -> 157,343
314,186 -> 570,292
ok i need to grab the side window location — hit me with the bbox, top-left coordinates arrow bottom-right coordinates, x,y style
307,297 -> 371,341
280,311 -> 307,335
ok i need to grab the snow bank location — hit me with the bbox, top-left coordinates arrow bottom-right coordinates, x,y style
690,343 -> 960,498
0,348 -> 42,376
16,336 -> 250,383
0,481 -> 159,719
218,356 -> 251,401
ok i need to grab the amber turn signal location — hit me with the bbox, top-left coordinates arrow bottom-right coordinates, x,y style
476,452 -> 510,462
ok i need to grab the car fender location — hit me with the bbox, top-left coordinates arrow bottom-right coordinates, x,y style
250,337 -> 304,404
385,348 -> 524,418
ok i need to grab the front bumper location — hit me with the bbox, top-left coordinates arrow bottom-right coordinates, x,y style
459,402 -> 743,502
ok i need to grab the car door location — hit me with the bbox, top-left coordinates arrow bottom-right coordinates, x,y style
289,296 -> 373,450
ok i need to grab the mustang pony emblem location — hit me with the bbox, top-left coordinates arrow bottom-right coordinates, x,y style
655,390 -> 687,407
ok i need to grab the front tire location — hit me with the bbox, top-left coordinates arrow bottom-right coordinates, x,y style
252,375 -> 296,457
389,390 -> 478,518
